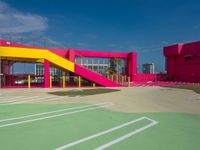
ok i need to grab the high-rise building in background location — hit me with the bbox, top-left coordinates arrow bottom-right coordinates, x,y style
142,63 -> 155,74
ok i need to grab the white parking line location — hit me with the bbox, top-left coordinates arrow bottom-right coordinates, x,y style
0,96 -> 37,101
0,96 -> 28,99
7,96 -> 41,104
30,96 -> 58,101
35,96 -> 65,103
54,117 -> 158,150
95,117 -> 158,150
0,98 -> 27,105
0,102 -> 113,128
0,96 -> 26,103
10,96 -> 58,104
0,96 -> 58,105
0,102 -> 111,123
0,98 -> 35,105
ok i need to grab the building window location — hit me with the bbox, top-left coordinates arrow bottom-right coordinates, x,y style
184,55 -> 193,60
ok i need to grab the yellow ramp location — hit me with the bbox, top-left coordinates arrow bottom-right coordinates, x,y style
0,47 -> 74,72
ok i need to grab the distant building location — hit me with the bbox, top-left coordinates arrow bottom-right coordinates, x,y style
164,41 -> 200,83
142,63 -> 155,74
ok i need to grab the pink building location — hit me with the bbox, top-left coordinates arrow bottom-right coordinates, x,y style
164,41 -> 200,83
0,39 -> 137,88
1,38 -> 200,88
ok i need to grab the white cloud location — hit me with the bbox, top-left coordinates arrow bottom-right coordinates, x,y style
107,43 -> 142,51
86,34 -> 97,40
161,41 -> 169,46
107,43 -> 117,47
194,24 -> 200,29
76,42 -> 88,47
0,1 -> 48,33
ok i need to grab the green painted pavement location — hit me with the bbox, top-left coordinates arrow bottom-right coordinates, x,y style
0,103 -> 86,120
0,104 -> 199,150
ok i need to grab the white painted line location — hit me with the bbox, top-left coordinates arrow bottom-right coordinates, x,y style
0,96 -> 56,105
0,96 -> 19,99
6,96 -> 40,104
0,102 -> 113,128
95,117 -> 158,150
54,117 -> 158,150
0,96 -> 26,103
0,97 -> 28,105
34,96 -> 64,103
0,96 -> 27,99
0,96 -> 38,105
0,102 -> 112,123
9,96 -> 57,104
28,96 -> 58,101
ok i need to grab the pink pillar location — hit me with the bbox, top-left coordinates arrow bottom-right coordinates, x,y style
131,52 -> 137,75
2,60 -> 11,75
127,52 -> 137,81
67,48 -> 75,62
44,59 -> 50,88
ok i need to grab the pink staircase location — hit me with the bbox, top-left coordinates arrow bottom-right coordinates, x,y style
74,64 -> 120,87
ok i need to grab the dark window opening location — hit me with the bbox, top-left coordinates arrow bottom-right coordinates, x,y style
184,55 -> 193,60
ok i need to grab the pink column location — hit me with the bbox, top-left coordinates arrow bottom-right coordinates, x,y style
3,60 -> 11,75
67,48 -> 75,62
131,52 -> 137,75
127,52 -> 137,81
44,59 -> 50,88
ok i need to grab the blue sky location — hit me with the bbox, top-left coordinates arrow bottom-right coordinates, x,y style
1,0 -> 200,73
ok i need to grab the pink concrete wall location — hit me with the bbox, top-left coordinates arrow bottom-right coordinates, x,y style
132,74 -> 168,82
132,74 -> 157,82
73,50 -> 128,58
164,44 -> 183,57
164,41 -> 200,83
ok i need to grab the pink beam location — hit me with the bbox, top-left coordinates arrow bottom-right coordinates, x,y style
73,50 -> 128,58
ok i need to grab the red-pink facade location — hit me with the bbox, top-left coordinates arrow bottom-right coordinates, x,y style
0,39 -> 137,87
164,41 -> 200,83
2,38 -> 200,88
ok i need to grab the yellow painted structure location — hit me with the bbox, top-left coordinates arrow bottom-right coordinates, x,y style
28,75 -> 31,88
128,77 -> 131,87
122,76 -> 124,84
50,76 -> 52,88
62,76 -> 66,88
0,47 -> 74,72
93,83 -> 96,88
111,75 -> 113,81
78,76 -> 81,88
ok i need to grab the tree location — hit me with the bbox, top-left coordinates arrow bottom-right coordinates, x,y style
108,58 -> 122,75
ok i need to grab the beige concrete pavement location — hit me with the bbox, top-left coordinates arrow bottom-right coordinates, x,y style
0,87 -> 200,114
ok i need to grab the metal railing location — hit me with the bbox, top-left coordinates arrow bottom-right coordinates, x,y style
0,33 -> 65,49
